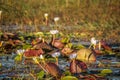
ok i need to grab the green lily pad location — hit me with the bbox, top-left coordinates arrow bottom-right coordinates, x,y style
14,55 -> 22,61
65,43 -> 73,48
63,70 -> 71,76
22,44 -> 32,49
73,44 -> 85,49
37,70 -> 45,79
61,76 -> 78,80
100,69 -> 113,76
61,37 -> 70,43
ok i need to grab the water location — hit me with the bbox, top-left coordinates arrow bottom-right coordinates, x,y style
0,47 -> 120,79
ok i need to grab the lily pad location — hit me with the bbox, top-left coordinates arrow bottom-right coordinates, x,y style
61,76 -> 78,80
63,70 -> 71,76
14,55 -> 22,62
100,69 -> 113,76
37,70 -> 45,79
22,44 -> 32,49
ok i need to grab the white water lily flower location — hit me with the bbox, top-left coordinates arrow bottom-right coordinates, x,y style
33,57 -> 39,63
91,37 -> 97,45
39,55 -> 44,59
54,17 -> 59,22
39,37 -> 42,40
51,52 -> 61,58
69,53 -> 77,59
50,30 -> 59,35
44,13 -> 48,17
33,57 -> 37,61
17,49 -> 25,55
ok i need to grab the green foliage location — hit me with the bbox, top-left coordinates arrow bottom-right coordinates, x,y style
72,44 -> 85,49
0,0 -> 119,26
0,32 -> 3,36
34,32 -> 44,37
19,36 -> 24,41
61,37 -> 70,43
63,70 -> 71,76
100,69 -> 113,76
37,70 -> 45,79
65,43 -> 73,48
14,55 -> 22,62
61,76 -> 78,80
22,44 -> 31,49
47,57 -> 56,63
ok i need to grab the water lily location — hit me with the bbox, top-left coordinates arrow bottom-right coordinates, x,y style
44,13 -> 49,25
51,52 -> 61,58
44,13 -> 48,18
39,37 -> 42,40
90,37 -> 98,49
51,52 -> 61,65
69,53 -> 77,59
54,17 -> 59,22
50,30 -> 59,35
16,49 -> 25,55
91,37 -> 97,45
39,55 -> 44,60
39,55 -> 46,64
33,57 -> 39,64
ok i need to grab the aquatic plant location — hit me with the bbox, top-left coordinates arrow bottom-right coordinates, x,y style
44,13 -> 48,26
51,51 -> 61,65
100,69 -> 113,76
61,76 -> 78,80
36,70 -> 45,79
54,17 -> 60,25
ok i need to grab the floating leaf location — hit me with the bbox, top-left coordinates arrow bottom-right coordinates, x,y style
61,76 -> 78,80
76,49 -> 96,63
65,43 -> 73,48
37,70 -> 45,79
100,69 -> 112,76
63,70 -> 71,76
61,37 -> 70,43
14,55 -> 22,62
73,44 -> 85,49
22,44 -> 31,49
19,36 -> 24,41
34,32 -> 44,37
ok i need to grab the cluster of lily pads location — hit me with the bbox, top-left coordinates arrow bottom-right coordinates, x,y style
0,29 -> 119,80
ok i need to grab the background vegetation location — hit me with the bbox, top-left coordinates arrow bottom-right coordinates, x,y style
0,0 -> 120,42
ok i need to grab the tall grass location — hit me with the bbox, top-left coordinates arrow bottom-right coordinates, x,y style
0,0 -> 120,42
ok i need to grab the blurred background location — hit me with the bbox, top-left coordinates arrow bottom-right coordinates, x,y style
0,0 -> 120,42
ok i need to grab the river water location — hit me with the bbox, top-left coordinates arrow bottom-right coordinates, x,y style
0,51 -> 120,80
